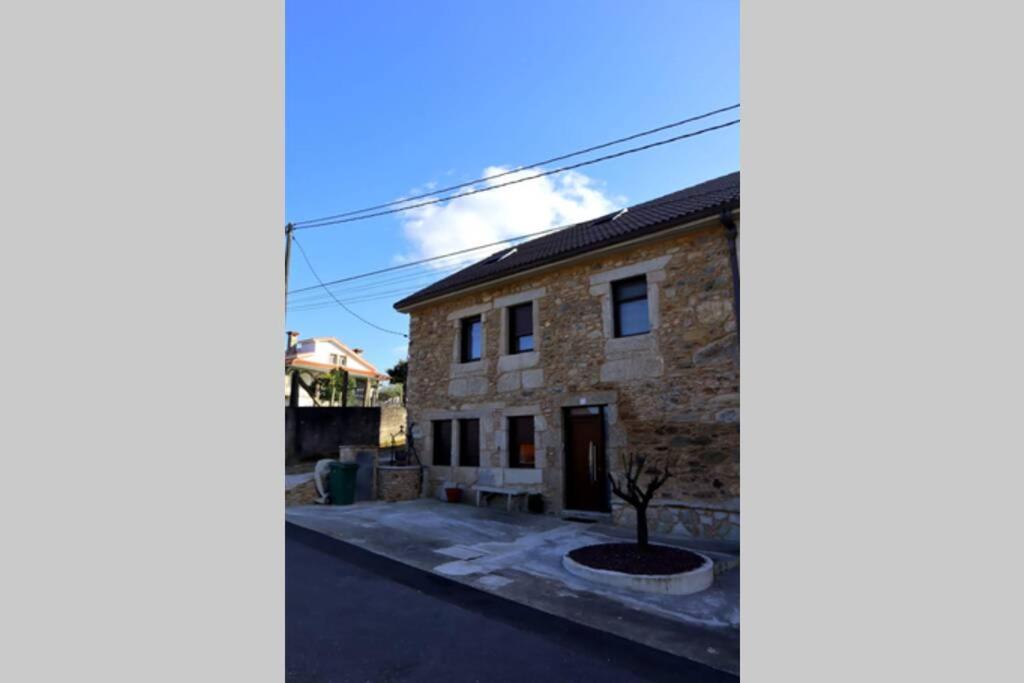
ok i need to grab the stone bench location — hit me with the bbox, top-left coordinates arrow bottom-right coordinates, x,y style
473,485 -> 529,512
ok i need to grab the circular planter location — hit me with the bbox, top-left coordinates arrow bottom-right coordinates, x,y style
562,543 -> 714,596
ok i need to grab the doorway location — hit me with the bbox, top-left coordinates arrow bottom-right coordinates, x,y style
563,406 -> 608,512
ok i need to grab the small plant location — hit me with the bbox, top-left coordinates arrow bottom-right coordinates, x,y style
607,452 -> 673,550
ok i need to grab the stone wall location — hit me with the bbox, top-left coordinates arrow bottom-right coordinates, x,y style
379,405 -> 408,446
404,215 -> 739,540
376,466 -> 422,502
612,498 -> 740,543
285,407 -> 382,463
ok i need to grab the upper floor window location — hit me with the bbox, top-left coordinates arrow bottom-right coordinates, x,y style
508,415 -> 535,468
460,315 -> 482,362
507,302 -> 534,354
432,420 -> 452,466
612,275 -> 650,337
329,353 -> 346,366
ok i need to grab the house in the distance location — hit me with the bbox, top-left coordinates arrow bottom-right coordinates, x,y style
285,333 -> 390,407
394,172 -> 739,542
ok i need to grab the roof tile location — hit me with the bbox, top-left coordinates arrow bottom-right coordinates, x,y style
394,171 -> 739,310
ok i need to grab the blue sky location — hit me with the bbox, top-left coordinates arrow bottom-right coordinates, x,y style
286,0 -> 739,374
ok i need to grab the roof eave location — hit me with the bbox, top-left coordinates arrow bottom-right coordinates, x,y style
394,204 -> 738,314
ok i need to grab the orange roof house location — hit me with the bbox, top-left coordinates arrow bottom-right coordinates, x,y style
285,333 -> 390,407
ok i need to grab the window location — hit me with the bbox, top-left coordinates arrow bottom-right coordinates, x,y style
432,420 -> 452,466
460,315 -> 482,362
329,353 -> 346,366
612,275 -> 650,337
458,419 -> 480,467
508,416 -> 535,468
507,302 -> 534,354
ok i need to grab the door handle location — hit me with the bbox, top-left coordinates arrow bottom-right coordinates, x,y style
588,442 -> 597,482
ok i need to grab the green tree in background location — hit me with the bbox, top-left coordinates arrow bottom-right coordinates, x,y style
386,359 -> 408,405
315,369 -> 355,406
377,383 -> 403,404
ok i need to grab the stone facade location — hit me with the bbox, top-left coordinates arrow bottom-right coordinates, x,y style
612,498 -> 740,542
402,214 -> 740,541
376,466 -> 422,502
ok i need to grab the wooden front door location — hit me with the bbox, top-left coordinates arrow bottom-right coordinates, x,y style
564,407 -> 608,512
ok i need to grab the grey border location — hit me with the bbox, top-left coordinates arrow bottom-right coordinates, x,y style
3,1 -> 284,679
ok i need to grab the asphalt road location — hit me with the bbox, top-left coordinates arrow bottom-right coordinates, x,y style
286,523 -> 737,683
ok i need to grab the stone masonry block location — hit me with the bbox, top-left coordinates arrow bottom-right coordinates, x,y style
522,368 -> 544,389
497,372 -> 521,393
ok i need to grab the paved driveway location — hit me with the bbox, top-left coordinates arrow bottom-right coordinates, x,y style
287,523 -> 737,682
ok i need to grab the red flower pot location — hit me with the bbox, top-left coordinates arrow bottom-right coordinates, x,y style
445,487 -> 462,503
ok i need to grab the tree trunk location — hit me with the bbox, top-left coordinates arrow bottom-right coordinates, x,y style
636,503 -> 650,549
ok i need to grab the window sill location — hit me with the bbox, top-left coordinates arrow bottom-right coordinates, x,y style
497,351 -> 539,372
450,359 -> 486,376
604,333 -> 656,355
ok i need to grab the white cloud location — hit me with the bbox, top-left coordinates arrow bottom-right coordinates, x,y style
397,167 -> 623,269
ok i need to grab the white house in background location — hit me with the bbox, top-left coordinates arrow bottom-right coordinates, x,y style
285,332 -> 390,407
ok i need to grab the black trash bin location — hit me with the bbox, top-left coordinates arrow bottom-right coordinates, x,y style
329,461 -> 359,505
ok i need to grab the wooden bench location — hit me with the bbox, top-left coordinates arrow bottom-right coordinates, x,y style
473,485 -> 529,512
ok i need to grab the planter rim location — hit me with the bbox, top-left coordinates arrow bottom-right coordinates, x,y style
562,544 -> 715,595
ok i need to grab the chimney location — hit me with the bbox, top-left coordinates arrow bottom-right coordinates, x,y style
287,331 -> 300,351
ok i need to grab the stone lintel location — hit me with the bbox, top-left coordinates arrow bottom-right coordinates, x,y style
446,302 -> 493,321
588,255 -> 671,285
494,287 -> 546,308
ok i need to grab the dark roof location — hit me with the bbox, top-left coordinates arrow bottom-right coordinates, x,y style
394,171 -> 739,310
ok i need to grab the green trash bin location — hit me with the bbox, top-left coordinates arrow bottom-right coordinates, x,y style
329,461 -> 359,505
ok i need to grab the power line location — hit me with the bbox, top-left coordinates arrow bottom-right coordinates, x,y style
288,255 -> 475,301
290,104 -> 739,227
286,181 -> 737,299
288,265 -> 470,307
288,263 -> 467,305
291,118 -> 739,231
291,235 -> 408,338
287,225 -> 565,295
289,285 -> 435,311
288,272 -> 464,310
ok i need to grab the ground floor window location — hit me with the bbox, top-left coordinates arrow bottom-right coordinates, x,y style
458,419 -> 480,467
508,415 -> 535,468
432,420 -> 452,466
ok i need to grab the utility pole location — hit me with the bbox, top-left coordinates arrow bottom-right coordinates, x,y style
284,223 -> 292,296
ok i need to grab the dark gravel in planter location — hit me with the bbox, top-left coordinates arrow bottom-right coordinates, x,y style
568,543 -> 706,575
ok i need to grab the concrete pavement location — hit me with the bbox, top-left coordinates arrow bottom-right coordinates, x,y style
286,499 -> 739,674
287,522 -> 738,682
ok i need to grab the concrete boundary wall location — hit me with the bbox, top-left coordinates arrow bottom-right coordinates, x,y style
285,407 -> 380,462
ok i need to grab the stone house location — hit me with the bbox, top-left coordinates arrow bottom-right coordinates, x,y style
393,172 -> 739,541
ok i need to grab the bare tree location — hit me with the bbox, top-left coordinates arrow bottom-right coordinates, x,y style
608,452 -> 673,549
